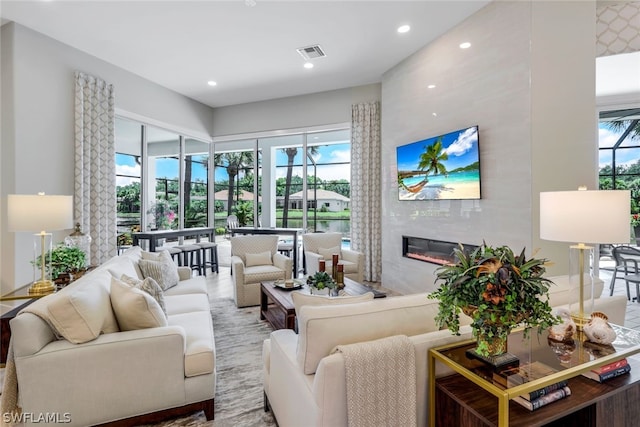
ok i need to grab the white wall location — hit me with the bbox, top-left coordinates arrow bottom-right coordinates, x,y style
381,1 -> 597,295
212,84 -> 380,137
0,23 -> 215,291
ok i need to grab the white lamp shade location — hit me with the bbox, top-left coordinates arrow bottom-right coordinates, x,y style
8,194 -> 74,232
540,190 -> 630,244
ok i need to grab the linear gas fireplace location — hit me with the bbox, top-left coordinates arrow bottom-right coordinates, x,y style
402,236 -> 477,266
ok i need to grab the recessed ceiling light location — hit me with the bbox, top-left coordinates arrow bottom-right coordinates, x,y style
207,81 -> 217,87
459,42 -> 471,49
432,112 -> 438,117
304,62 -> 314,69
427,84 -> 436,89
397,25 -> 410,34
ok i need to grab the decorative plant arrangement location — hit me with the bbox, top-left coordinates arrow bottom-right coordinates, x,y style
306,271 -> 336,293
429,243 -> 558,357
33,244 -> 87,281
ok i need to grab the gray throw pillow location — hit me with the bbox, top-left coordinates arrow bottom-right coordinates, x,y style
120,274 -> 167,316
138,250 -> 180,291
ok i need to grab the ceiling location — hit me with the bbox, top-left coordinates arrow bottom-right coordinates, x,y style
0,0 -> 491,108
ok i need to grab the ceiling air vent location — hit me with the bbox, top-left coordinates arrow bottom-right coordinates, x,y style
297,45 -> 326,60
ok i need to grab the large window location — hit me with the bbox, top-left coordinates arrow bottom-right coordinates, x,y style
598,108 -> 640,214
114,118 -> 211,240
184,139 -> 210,228
213,126 -> 351,237
115,118 -> 142,247
213,140 -> 257,229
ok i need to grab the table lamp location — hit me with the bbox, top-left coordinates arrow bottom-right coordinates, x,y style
540,188 -> 630,329
8,193 -> 74,295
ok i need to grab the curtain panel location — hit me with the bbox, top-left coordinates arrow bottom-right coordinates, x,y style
74,71 -> 116,265
350,102 -> 382,282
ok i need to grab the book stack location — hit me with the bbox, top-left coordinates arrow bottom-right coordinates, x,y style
493,362 -> 572,411
581,358 -> 631,383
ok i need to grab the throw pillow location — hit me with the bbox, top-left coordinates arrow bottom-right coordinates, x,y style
138,250 -> 180,290
245,251 -> 273,267
317,246 -> 341,261
120,274 -> 167,316
110,277 -> 168,331
291,291 -> 375,317
47,271 -> 119,344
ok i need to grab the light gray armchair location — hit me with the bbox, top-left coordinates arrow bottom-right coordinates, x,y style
230,235 -> 292,307
302,232 -> 364,283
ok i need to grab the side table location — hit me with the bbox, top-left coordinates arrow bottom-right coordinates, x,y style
0,284 -> 49,365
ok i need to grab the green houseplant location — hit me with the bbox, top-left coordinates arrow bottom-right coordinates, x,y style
33,244 -> 87,281
429,243 -> 558,357
306,271 -> 336,294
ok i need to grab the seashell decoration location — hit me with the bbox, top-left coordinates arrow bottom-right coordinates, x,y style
583,311 -> 617,345
547,307 -> 576,342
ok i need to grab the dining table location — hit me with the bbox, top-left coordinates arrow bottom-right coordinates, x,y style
230,227 -> 304,276
132,227 -> 216,252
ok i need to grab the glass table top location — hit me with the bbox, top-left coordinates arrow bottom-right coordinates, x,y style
434,324 -> 640,395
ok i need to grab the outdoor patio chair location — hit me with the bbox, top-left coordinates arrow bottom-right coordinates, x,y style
610,245 -> 640,299
225,215 -> 239,239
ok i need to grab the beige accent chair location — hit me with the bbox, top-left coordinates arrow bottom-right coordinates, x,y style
303,233 -> 364,283
231,235 -> 293,307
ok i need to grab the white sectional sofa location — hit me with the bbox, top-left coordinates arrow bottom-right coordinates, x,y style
262,274 -> 628,427
6,246 -> 215,426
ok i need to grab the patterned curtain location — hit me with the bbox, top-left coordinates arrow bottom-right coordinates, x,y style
74,71 -> 116,265
350,102 -> 381,282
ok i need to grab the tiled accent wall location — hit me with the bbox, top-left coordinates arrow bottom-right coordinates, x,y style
597,2 -> 640,56
380,1 -> 597,294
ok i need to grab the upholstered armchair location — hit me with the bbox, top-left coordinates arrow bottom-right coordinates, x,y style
302,232 -> 364,283
231,235 -> 292,307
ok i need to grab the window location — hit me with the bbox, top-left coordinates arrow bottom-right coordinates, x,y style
214,126 -> 351,238
115,117 -> 212,239
115,118 -> 142,248
184,138 -> 210,228
598,108 -> 640,214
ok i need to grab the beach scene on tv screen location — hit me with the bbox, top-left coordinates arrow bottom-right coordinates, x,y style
397,126 -> 481,200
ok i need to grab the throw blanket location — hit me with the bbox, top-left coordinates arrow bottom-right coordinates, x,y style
1,304 -> 58,426
332,335 -> 417,427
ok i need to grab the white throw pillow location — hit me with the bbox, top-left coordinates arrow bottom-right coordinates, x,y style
245,251 -> 273,267
138,250 -> 180,290
291,291 -> 375,317
47,272 -> 120,344
318,246 -> 341,261
120,274 -> 167,316
110,277 -> 168,331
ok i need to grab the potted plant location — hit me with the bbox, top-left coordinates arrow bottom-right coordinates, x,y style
33,244 -> 87,286
306,271 -> 336,295
429,243 -> 558,357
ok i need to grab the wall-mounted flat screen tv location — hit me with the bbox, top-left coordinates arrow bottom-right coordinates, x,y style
396,125 -> 481,201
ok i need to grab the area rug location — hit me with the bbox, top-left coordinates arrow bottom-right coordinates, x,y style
144,298 -> 276,426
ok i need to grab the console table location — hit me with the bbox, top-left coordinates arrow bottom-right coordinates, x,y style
132,227 -> 215,252
429,326 -> 640,427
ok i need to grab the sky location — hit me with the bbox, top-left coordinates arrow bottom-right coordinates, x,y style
115,143 -> 350,187
396,126 -> 479,173
598,124 -> 640,170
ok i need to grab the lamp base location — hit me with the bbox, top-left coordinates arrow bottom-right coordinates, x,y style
28,279 -> 56,296
571,313 -> 591,332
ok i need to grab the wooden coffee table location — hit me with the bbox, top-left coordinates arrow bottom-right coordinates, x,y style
259,277 -> 386,330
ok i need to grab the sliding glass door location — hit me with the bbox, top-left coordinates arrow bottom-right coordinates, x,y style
214,140 -> 259,229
